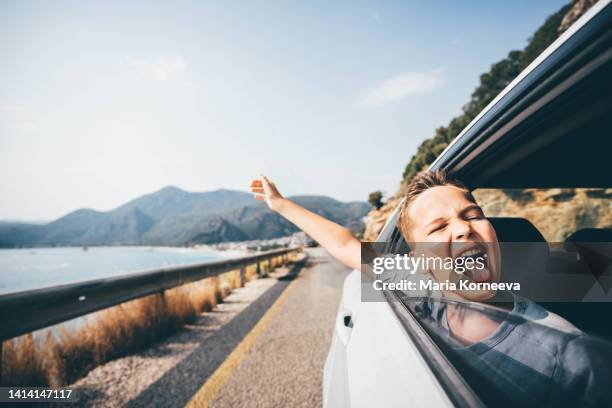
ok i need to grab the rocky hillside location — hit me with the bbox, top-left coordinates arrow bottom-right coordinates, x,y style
558,0 -> 599,32
474,189 -> 612,241
363,188 -> 612,242
363,0 -> 602,241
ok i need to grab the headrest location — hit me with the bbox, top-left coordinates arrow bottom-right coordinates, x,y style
565,228 -> 612,244
488,217 -> 549,297
564,228 -> 612,276
488,217 -> 547,243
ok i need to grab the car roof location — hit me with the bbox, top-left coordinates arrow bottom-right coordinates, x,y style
429,1 -> 611,189
430,0 -> 610,173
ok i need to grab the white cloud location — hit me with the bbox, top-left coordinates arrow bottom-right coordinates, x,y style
125,55 -> 187,81
360,67 -> 445,107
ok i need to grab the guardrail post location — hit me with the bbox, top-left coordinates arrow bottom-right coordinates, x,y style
264,259 -> 271,277
156,290 -> 165,341
269,257 -> 276,272
239,267 -> 246,287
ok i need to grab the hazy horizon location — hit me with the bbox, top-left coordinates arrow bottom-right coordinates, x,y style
1,0 -> 566,220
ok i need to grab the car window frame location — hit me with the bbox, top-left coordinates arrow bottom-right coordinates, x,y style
376,3 -> 612,406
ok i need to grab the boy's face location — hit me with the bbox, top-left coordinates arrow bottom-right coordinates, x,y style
406,185 -> 502,301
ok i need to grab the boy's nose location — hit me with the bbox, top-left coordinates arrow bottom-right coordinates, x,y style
451,219 -> 473,241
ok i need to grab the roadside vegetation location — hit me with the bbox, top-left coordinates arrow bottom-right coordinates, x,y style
1,255 -> 293,386
368,191 -> 385,210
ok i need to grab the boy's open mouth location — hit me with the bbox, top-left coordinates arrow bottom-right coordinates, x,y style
454,245 -> 491,283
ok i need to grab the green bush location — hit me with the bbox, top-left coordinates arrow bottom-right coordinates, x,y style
368,191 -> 384,209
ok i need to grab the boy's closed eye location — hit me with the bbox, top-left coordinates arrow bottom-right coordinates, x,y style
427,223 -> 447,235
464,209 -> 485,220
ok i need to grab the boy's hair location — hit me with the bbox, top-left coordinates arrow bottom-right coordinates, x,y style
398,169 -> 475,242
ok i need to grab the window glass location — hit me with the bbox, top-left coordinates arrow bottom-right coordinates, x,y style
384,187 -> 612,407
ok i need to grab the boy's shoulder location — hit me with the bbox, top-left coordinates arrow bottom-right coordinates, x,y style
515,295 -> 583,337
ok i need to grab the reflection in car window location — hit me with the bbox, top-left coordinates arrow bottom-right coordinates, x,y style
404,295 -> 612,407
387,188 -> 612,407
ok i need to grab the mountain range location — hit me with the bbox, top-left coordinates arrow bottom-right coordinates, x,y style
0,187 -> 370,247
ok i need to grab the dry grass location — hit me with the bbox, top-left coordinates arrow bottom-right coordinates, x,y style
0,255 -> 295,386
1,333 -> 48,386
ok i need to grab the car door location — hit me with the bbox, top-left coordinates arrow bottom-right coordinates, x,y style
323,213 -> 461,408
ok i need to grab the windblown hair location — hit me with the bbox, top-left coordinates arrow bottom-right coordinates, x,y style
398,169 -> 475,242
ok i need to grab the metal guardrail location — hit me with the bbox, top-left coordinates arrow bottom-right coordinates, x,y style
0,247 -> 300,342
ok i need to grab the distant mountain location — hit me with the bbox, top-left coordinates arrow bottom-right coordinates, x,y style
0,187 -> 370,247
0,222 -> 45,248
184,195 -> 370,245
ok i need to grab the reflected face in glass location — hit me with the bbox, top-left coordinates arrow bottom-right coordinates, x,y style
406,185 -> 502,301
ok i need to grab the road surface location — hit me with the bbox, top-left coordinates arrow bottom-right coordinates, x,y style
71,248 -> 350,407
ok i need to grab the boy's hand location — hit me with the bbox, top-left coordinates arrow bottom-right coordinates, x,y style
250,175 -> 285,212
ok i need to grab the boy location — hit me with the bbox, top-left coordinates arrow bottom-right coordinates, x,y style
251,170 -> 609,407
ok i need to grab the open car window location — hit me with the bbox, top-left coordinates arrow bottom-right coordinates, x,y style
369,184 -> 612,407
366,3 -> 612,405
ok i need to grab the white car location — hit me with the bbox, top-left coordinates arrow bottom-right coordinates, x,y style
324,2 -> 612,407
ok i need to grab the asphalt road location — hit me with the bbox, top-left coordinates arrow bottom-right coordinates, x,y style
209,247 -> 350,408
70,247 -> 350,407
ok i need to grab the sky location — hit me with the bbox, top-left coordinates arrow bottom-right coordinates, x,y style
0,0 -> 567,221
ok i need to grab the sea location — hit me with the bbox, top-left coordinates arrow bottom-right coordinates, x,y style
0,246 -> 241,295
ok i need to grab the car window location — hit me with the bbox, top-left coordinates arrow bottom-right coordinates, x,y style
370,186 -> 612,407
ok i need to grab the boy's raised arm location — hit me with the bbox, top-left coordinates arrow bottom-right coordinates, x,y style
250,176 -> 361,271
